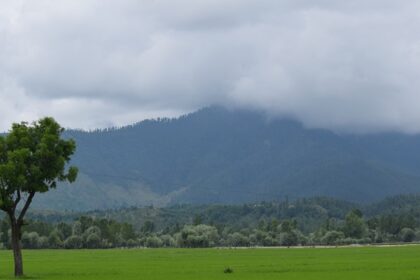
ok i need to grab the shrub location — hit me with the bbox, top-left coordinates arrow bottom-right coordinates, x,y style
21,232 -> 40,249
126,239 -> 138,248
64,235 -> 83,249
321,231 -> 345,245
224,267 -> 234,274
48,230 -> 63,248
85,226 -> 102,238
400,228 -> 416,242
57,223 -> 72,240
145,236 -> 163,248
227,232 -> 250,247
72,221 -> 82,236
249,230 -> 268,246
38,236 -> 49,249
177,225 -> 219,248
86,233 -> 102,248
160,234 -> 176,247
279,230 -> 299,246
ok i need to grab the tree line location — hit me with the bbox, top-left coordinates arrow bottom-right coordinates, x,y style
0,208 -> 416,249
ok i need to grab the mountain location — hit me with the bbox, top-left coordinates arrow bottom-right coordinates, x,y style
33,106 -> 420,210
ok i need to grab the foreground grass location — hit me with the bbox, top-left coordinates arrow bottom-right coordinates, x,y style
0,246 -> 419,279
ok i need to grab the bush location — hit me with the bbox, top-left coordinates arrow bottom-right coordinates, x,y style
400,228 -> 416,242
224,267 -> 234,274
64,235 -> 83,249
85,233 -> 102,248
145,236 -> 163,248
22,232 -> 40,249
227,232 -> 250,247
358,237 -> 372,244
48,230 -> 63,248
160,234 -> 176,247
177,225 -> 219,248
373,231 -> 384,243
279,230 -> 299,246
299,235 -> 309,246
321,231 -> 345,245
343,210 -> 367,238
126,239 -> 138,248
38,236 -> 49,249
85,226 -> 102,238
72,221 -> 82,236
249,230 -> 268,246
57,223 -> 72,240
337,238 -> 358,245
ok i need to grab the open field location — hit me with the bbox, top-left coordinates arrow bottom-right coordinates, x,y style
0,246 -> 419,279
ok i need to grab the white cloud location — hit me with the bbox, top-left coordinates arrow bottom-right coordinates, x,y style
1,0 -> 420,133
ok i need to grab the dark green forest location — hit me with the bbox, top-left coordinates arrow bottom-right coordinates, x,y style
7,195 -> 420,249
33,107 -> 420,211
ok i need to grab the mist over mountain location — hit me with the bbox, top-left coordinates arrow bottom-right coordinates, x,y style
33,106 -> 420,211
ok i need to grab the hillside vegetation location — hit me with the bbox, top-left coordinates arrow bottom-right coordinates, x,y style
17,195 -> 420,249
33,107 -> 420,210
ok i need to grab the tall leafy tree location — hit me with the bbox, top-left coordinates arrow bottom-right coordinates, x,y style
0,117 -> 78,277
343,209 -> 366,239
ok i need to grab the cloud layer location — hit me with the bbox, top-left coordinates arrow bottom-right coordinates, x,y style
1,0 -> 420,133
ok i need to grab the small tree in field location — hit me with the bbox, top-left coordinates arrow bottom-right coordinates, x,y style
0,117 -> 78,277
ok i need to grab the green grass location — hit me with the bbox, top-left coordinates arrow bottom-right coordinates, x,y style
0,246 -> 420,279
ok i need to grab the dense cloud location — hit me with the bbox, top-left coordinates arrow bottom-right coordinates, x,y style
1,1 -> 420,133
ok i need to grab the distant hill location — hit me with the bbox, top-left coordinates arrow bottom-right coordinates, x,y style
33,106 -> 420,210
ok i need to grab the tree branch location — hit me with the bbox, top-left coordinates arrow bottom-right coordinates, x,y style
17,191 -> 35,225
13,190 -> 21,210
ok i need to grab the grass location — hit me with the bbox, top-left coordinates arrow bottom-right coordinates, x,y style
0,246 -> 419,279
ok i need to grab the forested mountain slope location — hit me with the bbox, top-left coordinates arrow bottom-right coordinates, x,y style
33,107 -> 420,210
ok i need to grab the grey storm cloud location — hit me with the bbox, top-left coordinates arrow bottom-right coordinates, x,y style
1,0 -> 420,133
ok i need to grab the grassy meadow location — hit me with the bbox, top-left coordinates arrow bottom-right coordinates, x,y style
0,246 -> 419,279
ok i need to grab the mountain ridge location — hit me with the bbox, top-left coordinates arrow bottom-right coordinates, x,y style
32,106 -> 420,210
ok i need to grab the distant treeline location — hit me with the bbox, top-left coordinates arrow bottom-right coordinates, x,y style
2,195 -> 420,249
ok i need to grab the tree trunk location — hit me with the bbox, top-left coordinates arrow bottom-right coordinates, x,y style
9,216 -> 23,277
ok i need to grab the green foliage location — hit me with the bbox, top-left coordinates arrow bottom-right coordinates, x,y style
227,232 -> 250,247
145,236 -> 163,248
0,196 -> 417,249
400,228 -> 416,242
0,118 -> 78,205
48,230 -> 63,248
160,234 -> 176,247
223,267 -> 234,274
85,233 -> 101,248
177,225 -> 219,248
377,214 -> 416,235
57,222 -> 72,240
64,235 -> 83,249
21,232 -> 40,249
0,117 -> 79,276
279,230 -> 300,246
344,209 -> 367,238
72,221 -> 82,236
321,231 -> 345,245
141,221 -> 155,234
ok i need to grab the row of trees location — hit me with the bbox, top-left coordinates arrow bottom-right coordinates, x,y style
0,209 -> 417,250
0,216 -> 136,249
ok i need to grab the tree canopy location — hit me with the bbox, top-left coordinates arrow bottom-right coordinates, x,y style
0,117 -> 78,277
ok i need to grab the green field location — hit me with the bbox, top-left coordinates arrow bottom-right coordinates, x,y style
0,246 -> 419,279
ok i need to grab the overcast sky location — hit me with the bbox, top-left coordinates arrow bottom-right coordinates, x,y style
1,1 -> 420,133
